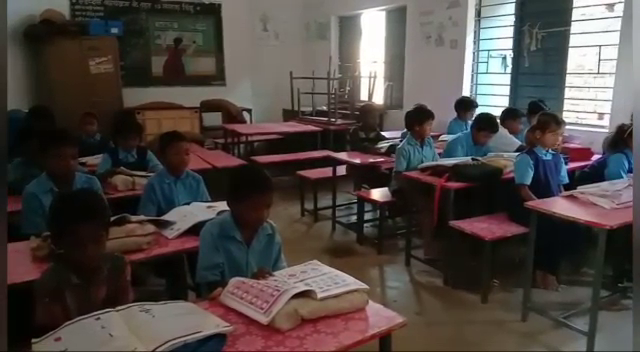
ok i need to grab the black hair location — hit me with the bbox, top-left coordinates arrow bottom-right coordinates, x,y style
174,37 -> 184,47
80,111 -> 99,122
528,112 -> 565,134
526,99 -> 550,117
48,188 -> 110,248
453,96 -> 478,115
606,123 -> 633,153
499,107 -> 525,125
38,128 -> 79,155
25,104 -> 56,129
227,164 -> 274,203
112,115 -> 144,140
471,113 -> 499,134
404,104 -> 435,131
158,130 -> 189,155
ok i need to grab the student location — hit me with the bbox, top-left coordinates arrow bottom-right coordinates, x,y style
24,104 -> 57,132
576,123 -> 633,185
348,103 -> 386,154
21,129 -> 103,238
511,112 -> 576,290
488,107 -> 526,153
78,111 -> 111,157
393,105 -> 439,182
400,103 -> 429,141
138,130 -> 211,217
96,116 -> 162,178
442,112 -> 498,158
446,96 -> 478,135
34,189 -> 132,334
8,127 -> 44,195
196,164 -> 286,296
516,99 -> 549,143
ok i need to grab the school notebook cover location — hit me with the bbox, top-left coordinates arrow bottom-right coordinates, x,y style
31,301 -> 233,351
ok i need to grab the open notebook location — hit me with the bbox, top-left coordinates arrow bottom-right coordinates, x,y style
32,301 -> 233,352
562,178 -> 633,209
111,202 -> 229,239
219,260 -> 369,325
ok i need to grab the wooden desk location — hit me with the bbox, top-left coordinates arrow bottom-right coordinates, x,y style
522,196 -> 633,351
190,144 -> 246,169
189,153 -> 215,171
7,188 -> 143,215
8,196 -> 21,215
222,122 -> 323,156
8,235 -> 200,285
199,300 -> 407,351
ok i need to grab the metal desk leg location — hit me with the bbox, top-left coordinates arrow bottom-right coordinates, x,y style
379,334 -> 392,352
331,164 -> 337,232
299,179 -> 305,218
586,228 -> 608,352
521,211 -> 538,322
317,131 -> 322,150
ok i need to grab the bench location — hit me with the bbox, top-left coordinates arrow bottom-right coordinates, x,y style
297,166 -> 348,222
354,188 -> 398,254
448,213 -> 528,304
250,150 -> 334,165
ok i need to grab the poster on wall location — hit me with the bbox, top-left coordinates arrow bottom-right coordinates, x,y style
70,0 -> 226,87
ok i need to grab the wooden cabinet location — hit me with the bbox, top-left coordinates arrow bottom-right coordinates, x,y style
36,36 -> 123,133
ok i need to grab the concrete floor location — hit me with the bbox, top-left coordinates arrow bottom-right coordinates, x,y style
270,184 -> 632,351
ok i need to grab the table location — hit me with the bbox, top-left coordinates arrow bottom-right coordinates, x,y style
329,152 -> 395,232
223,122 -> 323,156
8,195 -> 21,215
8,234 -> 200,285
294,118 -> 357,151
199,300 -> 407,351
190,144 -> 246,169
522,196 -> 633,351
189,153 -> 215,171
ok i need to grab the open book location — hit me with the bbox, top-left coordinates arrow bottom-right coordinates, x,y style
219,260 -> 369,325
79,154 -> 103,167
562,178 -> 633,209
117,168 -> 155,178
111,202 -> 230,239
32,301 -> 233,352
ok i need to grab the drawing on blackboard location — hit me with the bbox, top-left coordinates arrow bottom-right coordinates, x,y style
70,0 -> 225,87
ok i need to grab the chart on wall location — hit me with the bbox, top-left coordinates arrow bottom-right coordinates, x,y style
70,0 -> 226,87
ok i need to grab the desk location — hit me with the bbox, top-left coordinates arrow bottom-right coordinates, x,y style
8,196 -> 21,215
223,122 -> 323,156
189,153 -> 215,171
522,196 -> 632,351
190,144 -> 246,169
199,300 -> 407,352
8,235 -> 200,285
294,118 -> 356,151
329,152 -> 394,232
7,188 -> 143,215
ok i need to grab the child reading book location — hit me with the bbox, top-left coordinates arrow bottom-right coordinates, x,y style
34,188 -> 132,335
196,164 -> 287,296
78,111 -> 111,158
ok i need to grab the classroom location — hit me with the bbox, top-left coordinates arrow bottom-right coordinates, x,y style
6,0 -> 634,351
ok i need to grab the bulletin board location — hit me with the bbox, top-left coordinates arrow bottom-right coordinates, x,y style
70,0 -> 226,87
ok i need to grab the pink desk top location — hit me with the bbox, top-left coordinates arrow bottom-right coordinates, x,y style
525,196 -> 633,230
188,153 -> 214,171
190,144 -> 246,169
8,195 -> 21,214
294,119 -> 355,131
223,122 -> 322,136
330,152 -> 394,166
199,300 -> 407,352
8,187 -> 143,214
8,235 -> 199,285
295,116 -> 357,126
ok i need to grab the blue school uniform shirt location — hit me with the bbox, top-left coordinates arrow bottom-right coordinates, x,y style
400,129 -> 409,141
446,117 -> 471,135
442,131 -> 490,158
604,149 -> 634,181
515,119 -> 531,143
196,212 -> 287,285
8,158 -> 42,195
394,134 -> 439,173
514,147 -> 569,189
138,168 -> 211,217
21,172 -> 104,236
96,147 -> 162,174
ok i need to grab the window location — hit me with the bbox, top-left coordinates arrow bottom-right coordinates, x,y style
562,0 -> 625,128
469,0 -> 625,130
338,6 -> 406,109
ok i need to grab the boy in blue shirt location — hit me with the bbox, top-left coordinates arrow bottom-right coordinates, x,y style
78,111 -> 111,158
576,123 -> 633,185
443,113 -> 499,158
197,164 -> 287,297
21,129 -> 103,238
138,130 -> 211,217
96,115 -> 162,179
8,127 -> 44,195
516,99 -> 549,143
446,96 -> 478,135
400,103 -> 429,141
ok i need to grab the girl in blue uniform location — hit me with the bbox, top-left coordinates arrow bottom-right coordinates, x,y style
575,123 -> 633,186
510,112 -> 580,290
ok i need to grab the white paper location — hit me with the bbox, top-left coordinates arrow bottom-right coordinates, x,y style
275,260 -> 369,300
486,153 -> 519,160
160,202 -> 229,239
418,157 -> 472,169
375,139 -> 400,152
438,134 -> 457,142
562,178 -> 633,209
79,154 -> 103,166
118,168 -> 154,178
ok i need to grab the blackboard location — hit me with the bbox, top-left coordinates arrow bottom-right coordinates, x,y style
70,0 -> 225,87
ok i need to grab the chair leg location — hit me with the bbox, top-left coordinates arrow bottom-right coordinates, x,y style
404,212 -> 412,267
356,198 -> 365,245
312,182 -> 319,223
480,241 -> 493,304
299,179 -> 305,218
377,205 -> 387,255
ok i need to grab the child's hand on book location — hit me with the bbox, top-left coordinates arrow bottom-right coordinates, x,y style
252,268 -> 273,280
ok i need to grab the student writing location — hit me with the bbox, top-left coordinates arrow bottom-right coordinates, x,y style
446,96 -> 478,135
34,189 -> 132,335
196,164 -> 287,296
442,112 -> 499,158
21,129 -> 103,238
576,123 -> 633,185
488,107 -> 526,153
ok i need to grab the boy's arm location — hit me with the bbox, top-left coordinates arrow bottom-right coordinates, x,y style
604,153 -> 629,181
442,140 -> 464,158
197,175 -> 212,202
137,183 -> 159,217
96,153 -> 117,181
271,230 -> 287,272
146,151 -> 163,173
196,222 -> 226,296
514,154 -> 536,201
21,191 -> 47,238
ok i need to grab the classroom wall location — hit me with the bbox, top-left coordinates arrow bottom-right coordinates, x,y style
7,0 -> 305,123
